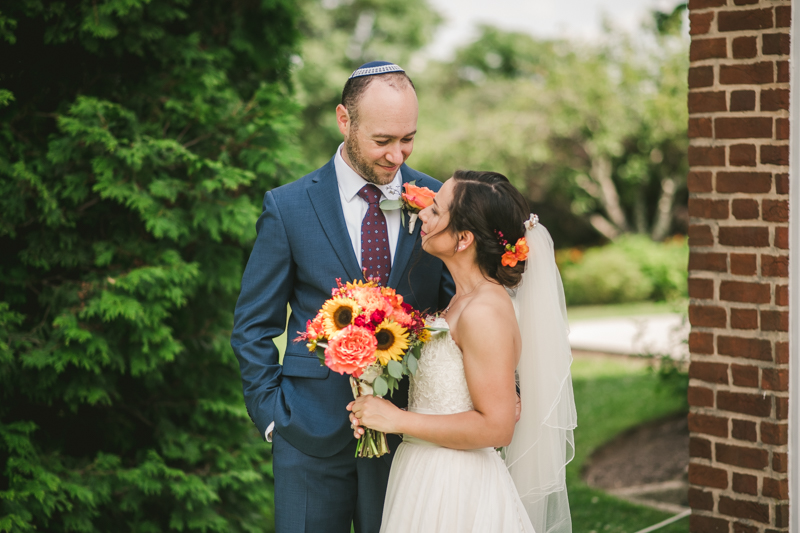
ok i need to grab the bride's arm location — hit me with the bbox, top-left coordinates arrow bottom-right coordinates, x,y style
349,300 -> 520,450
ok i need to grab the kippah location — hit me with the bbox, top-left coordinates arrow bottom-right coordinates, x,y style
349,60 -> 405,79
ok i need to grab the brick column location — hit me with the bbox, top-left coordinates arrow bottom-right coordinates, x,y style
687,1 -> 791,531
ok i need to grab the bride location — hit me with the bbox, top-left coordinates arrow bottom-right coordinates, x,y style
348,170 -> 577,533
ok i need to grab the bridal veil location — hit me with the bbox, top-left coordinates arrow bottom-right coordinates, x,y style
506,216 -> 578,533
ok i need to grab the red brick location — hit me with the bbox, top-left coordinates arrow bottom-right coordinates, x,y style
689,360 -> 728,383
761,88 -> 790,111
775,6 -> 791,28
689,252 -> 727,272
762,33 -> 790,56
718,336 -> 772,361
777,396 -> 789,419
775,285 -> 788,306
720,280 -> 771,303
733,473 -> 758,495
689,278 -> 714,299
732,36 -> 757,59
689,117 -> 713,138
716,442 -> 769,470
731,364 -> 759,387
775,227 -> 789,249
690,92 -> 728,114
776,118 -> 789,140
731,199 -> 758,219
761,310 -> 788,332
774,452 -> 787,473
761,145 -> 788,166
775,172 -> 789,193
689,66 -> 715,89
719,495 -> 770,523
688,171 -> 713,192
689,305 -> 728,328
731,308 -> 757,329
732,418 -> 757,441
762,199 -> 788,222
688,0 -> 726,7
762,254 -> 789,277
776,504 -> 790,527
714,117 -> 773,138
775,341 -> 788,364
762,367 -> 789,391
733,522 -> 758,533
688,145 -> 726,166
729,143 -> 756,166
688,487 -> 714,511
718,227 -> 769,247
689,198 -> 729,218
691,38 -> 728,61
690,515 -> 730,533
762,477 -> 788,499
689,412 -> 729,438
761,422 -> 788,446
688,386 -> 714,407
690,436 -> 712,459
730,253 -> 757,276
777,60 -> 789,82
690,331 -> 715,354
719,62 -> 774,85
689,224 -> 714,246
690,11 -> 715,35
689,462 -> 729,489
717,390 -> 773,416
718,8 -> 774,32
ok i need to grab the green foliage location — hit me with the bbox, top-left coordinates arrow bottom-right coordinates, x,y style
558,236 -> 688,306
0,1 -> 304,530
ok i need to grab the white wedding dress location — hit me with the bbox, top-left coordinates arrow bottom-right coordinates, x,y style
379,316 -> 536,533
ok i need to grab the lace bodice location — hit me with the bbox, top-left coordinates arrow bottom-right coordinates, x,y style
408,317 -> 474,415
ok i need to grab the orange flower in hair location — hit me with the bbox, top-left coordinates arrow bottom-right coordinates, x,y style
501,238 -> 529,267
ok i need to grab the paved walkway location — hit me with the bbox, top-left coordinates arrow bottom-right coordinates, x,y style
568,313 -> 689,360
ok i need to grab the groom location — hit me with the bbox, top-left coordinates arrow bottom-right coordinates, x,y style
231,61 -> 454,533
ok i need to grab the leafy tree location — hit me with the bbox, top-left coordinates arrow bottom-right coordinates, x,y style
412,5 -> 689,244
0,1 -> 303,531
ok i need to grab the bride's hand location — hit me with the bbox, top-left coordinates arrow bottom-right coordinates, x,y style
347,395 -> 401,436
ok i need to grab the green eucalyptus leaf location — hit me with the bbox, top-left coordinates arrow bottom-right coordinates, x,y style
379,200 -> 403,211
387,360 -> 403,379
407,354 -> 418,374
373,376 -> 389,397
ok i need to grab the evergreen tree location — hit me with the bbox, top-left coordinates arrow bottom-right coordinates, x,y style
0,1 -> 303,530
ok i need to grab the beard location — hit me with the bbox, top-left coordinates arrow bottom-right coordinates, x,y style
344,132 -> 397,185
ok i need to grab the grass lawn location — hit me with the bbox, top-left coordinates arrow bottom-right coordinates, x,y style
567,299 -> 688,322
568,355 -> 689,532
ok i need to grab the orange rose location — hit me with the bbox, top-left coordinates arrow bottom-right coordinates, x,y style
402,183 -> 436,211
325,325 -> 377,377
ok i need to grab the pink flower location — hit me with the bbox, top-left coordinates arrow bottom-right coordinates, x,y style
325,325 -> 377,377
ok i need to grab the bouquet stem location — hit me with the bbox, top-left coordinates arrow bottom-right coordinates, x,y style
351,376 -> 390,458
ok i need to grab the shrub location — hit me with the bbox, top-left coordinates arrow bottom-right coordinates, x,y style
558,235 -> 688,306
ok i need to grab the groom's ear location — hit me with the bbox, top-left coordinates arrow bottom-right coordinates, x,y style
336,104 -> 351,136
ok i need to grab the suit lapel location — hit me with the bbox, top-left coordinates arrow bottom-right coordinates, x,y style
307,160 -> 364,281
387,165 -> 421,288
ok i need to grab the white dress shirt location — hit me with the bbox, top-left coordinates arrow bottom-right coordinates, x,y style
265,145 -> 404,441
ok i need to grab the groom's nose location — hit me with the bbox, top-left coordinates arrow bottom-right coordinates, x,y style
385,144 -> 404,165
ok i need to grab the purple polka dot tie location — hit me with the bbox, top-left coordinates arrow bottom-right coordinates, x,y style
357,184 -> 391,283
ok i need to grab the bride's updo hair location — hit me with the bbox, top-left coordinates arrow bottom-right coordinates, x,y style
446,170 -> 529,288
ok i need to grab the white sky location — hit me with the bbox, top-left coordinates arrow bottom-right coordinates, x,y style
422,0 -> 684,59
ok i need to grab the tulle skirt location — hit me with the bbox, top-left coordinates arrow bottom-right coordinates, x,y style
380,437 -> 535,533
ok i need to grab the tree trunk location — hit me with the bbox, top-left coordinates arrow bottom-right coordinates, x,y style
590,156 -> 630,233
650,176 -> 676,241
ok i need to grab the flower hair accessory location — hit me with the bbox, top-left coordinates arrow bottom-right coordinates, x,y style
524,213 -> 539,231
494,229 -> 529,268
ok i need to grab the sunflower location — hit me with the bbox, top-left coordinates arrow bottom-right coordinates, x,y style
321,297 -> 359,337
374,320 -> 409,365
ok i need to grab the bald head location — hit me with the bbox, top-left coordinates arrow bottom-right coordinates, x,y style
341,72 -> 416,129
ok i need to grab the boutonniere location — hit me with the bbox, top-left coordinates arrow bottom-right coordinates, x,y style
380,181 -> 436,233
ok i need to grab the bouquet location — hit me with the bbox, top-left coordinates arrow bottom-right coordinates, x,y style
380,181 -> 436,233
296,279 -> 434,457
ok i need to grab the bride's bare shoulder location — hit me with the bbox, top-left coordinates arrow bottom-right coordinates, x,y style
454,285 -> 518,350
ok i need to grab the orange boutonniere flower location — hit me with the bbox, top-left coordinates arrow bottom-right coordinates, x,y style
401,182 -> 436,211
501,238 -> 529,267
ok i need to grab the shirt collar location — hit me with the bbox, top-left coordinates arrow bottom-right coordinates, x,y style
334,143 -> 403,202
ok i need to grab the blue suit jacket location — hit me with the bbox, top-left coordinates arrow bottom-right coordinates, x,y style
231,159 -> 453,458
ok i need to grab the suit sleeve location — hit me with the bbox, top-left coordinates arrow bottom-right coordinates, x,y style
230,189 -> 294,439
